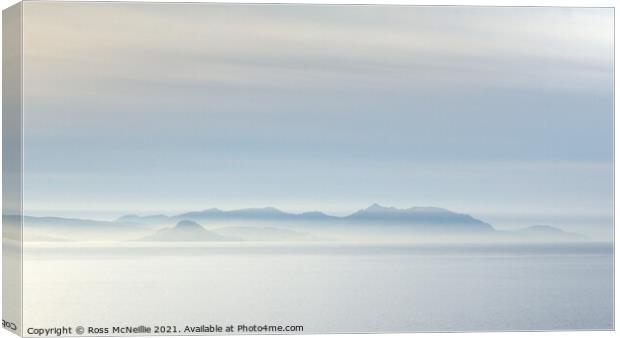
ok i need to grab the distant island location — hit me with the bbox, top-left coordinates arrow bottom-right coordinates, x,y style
18,204 -> 589,243
119,203 -> 493,230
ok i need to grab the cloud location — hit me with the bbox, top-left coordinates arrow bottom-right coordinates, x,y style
18,3 -> 613,228
23,4 -> 612,97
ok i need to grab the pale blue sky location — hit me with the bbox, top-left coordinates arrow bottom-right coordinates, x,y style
21,4 -> 613,237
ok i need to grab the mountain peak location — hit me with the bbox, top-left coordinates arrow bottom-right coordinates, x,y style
140,219 -> 237,241
201,208 -> 223,213
234,207 -> 284,214
175,220 -> 205,230
364,203 -> 397,212
516,225 -> 589,241
261,207 -> 282,212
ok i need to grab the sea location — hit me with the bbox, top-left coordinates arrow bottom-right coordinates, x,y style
21,242 -> 613,334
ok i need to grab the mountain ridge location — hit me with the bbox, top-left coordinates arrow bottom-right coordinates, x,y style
19,205 -> 591,242
117,203 -> 488,226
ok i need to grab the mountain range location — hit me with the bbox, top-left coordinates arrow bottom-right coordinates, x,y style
118,203 -> 492,231
20,204 -> 588,242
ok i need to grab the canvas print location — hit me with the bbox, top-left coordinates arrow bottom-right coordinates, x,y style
2,2 -> 614,336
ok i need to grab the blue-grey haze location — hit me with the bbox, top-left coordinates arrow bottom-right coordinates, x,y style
19,4 -> 613,239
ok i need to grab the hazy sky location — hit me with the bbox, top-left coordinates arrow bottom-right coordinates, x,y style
21,4 -> 613,236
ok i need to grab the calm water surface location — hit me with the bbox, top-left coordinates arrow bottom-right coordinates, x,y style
22,242 -> 613,333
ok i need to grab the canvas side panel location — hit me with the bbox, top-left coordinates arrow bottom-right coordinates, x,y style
3,2 -> 23,336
